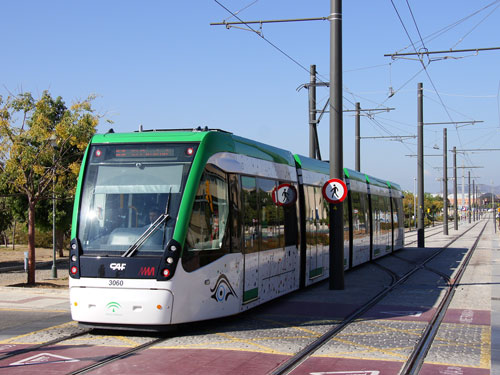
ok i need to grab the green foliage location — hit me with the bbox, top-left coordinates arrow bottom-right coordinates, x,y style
12,226 -> 54,248
403,191 -> 446,227
0,198 -> 13,235
0,90 -> 100,283
0,90 -> 99,201
35,196 -> 73,233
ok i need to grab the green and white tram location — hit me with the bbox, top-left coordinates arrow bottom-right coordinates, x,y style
69,128 -> 404,329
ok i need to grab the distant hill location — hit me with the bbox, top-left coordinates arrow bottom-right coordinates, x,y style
443,184 -> 500,196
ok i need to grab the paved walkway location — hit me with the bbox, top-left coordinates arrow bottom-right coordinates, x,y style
490,219 -> 500,374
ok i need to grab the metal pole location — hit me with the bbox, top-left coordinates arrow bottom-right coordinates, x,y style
443,128 -> 448,235
477,185 -> 480,219
417,83 -> 425,247
461,162 -> 465,221
309,64 -> 317,159
473,180 -> 476,222
468,171 -> 471,223
51,155 -> 57,278
476,183 -> 478,220
475,182 -> 477,221
329,0 -> 344,290
479,186 -> 481,219
476,184 -> 479,220
493,182 -> 497,233
355,102 -> 360,172
414,177 -> 417,230
453,147 -> 458,230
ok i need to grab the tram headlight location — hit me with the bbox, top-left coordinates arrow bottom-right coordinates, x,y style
71,254 -> 77,262
166,257 -> 174,264
162,268 -> 170,277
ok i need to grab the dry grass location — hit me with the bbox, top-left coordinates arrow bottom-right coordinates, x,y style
0,245 -> 70,288
0,245 -> 69,264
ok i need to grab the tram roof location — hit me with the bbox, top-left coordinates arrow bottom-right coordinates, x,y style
90,128 -> 216,144
294,154 -> 401,191
293,154 -> 330,174
90,128 -> 296,167
89,129 -> 402,188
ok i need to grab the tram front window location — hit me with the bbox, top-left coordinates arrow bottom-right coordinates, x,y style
77,143 -> 196,255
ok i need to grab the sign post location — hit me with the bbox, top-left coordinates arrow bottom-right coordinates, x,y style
329,0 -> 344,290
323,178 -> 348,290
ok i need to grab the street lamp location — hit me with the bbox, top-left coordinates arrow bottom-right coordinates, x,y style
50,135 -> 57,279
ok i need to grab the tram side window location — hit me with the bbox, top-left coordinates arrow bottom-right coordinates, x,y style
184,164 -> 230,272
316,187 -> 329,248
351,191 -> 369,238
397,198 -> 404,228
281,181 -> 299,247
259,178 -> 281,251
351,191 -> 366,238
343,195 -> 350,242
381,196 -> 392,234
229,174 -> 242,253
392,197 -> 399,230
303,185 -> 317,253
371,195 -> 381,236
242,176 -> 259,253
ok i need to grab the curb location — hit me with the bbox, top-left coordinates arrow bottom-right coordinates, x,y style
0,259 -> 68,273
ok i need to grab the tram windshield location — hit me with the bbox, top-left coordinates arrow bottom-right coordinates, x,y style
77,143 -> 197,255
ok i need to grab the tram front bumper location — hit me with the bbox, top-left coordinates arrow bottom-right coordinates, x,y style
70,286 -> 173,325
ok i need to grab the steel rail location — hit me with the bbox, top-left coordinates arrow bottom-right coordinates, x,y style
390,253 -> 452,284
270,220 -> 482,375
68,336 -> 167,375
400,219 -> 488,374
372,261 -> 400,283
404,223 -> 444,246
0,328 -> 92,361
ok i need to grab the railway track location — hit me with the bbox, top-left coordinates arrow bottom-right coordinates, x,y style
0,219 -> 488,374
404,222 -> 445,246
269,218 -> 487,375
0,329 -> 92,362
401,220 -> 488,374
67,336 -> 167,375
1,326 -> 171,374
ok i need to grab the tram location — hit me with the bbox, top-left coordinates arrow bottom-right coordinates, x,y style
69,128 -> 404,329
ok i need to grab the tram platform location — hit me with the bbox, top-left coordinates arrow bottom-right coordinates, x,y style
0,217 -> 498,374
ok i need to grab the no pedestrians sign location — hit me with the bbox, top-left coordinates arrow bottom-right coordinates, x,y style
322,178 -> 348,203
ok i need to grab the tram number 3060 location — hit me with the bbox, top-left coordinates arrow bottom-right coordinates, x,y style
108,280 -> 124,287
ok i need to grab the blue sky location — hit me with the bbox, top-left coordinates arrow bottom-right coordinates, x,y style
1,1 -> 499,194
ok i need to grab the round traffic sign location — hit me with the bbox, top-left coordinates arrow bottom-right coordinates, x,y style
322,178 -> 348,203
272,183 -> 297,206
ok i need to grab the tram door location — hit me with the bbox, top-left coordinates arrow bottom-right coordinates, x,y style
242,176 -> 259,303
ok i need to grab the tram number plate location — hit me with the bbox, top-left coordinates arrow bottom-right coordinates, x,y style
108,280 -> 124,287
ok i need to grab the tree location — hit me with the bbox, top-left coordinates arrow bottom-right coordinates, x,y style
402,191 -> 415,227
36,193 -> 74,255
0,91 -> 99,284
0,198 -> 12,245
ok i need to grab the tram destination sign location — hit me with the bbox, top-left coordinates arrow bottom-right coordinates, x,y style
322,178 -> 348,204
